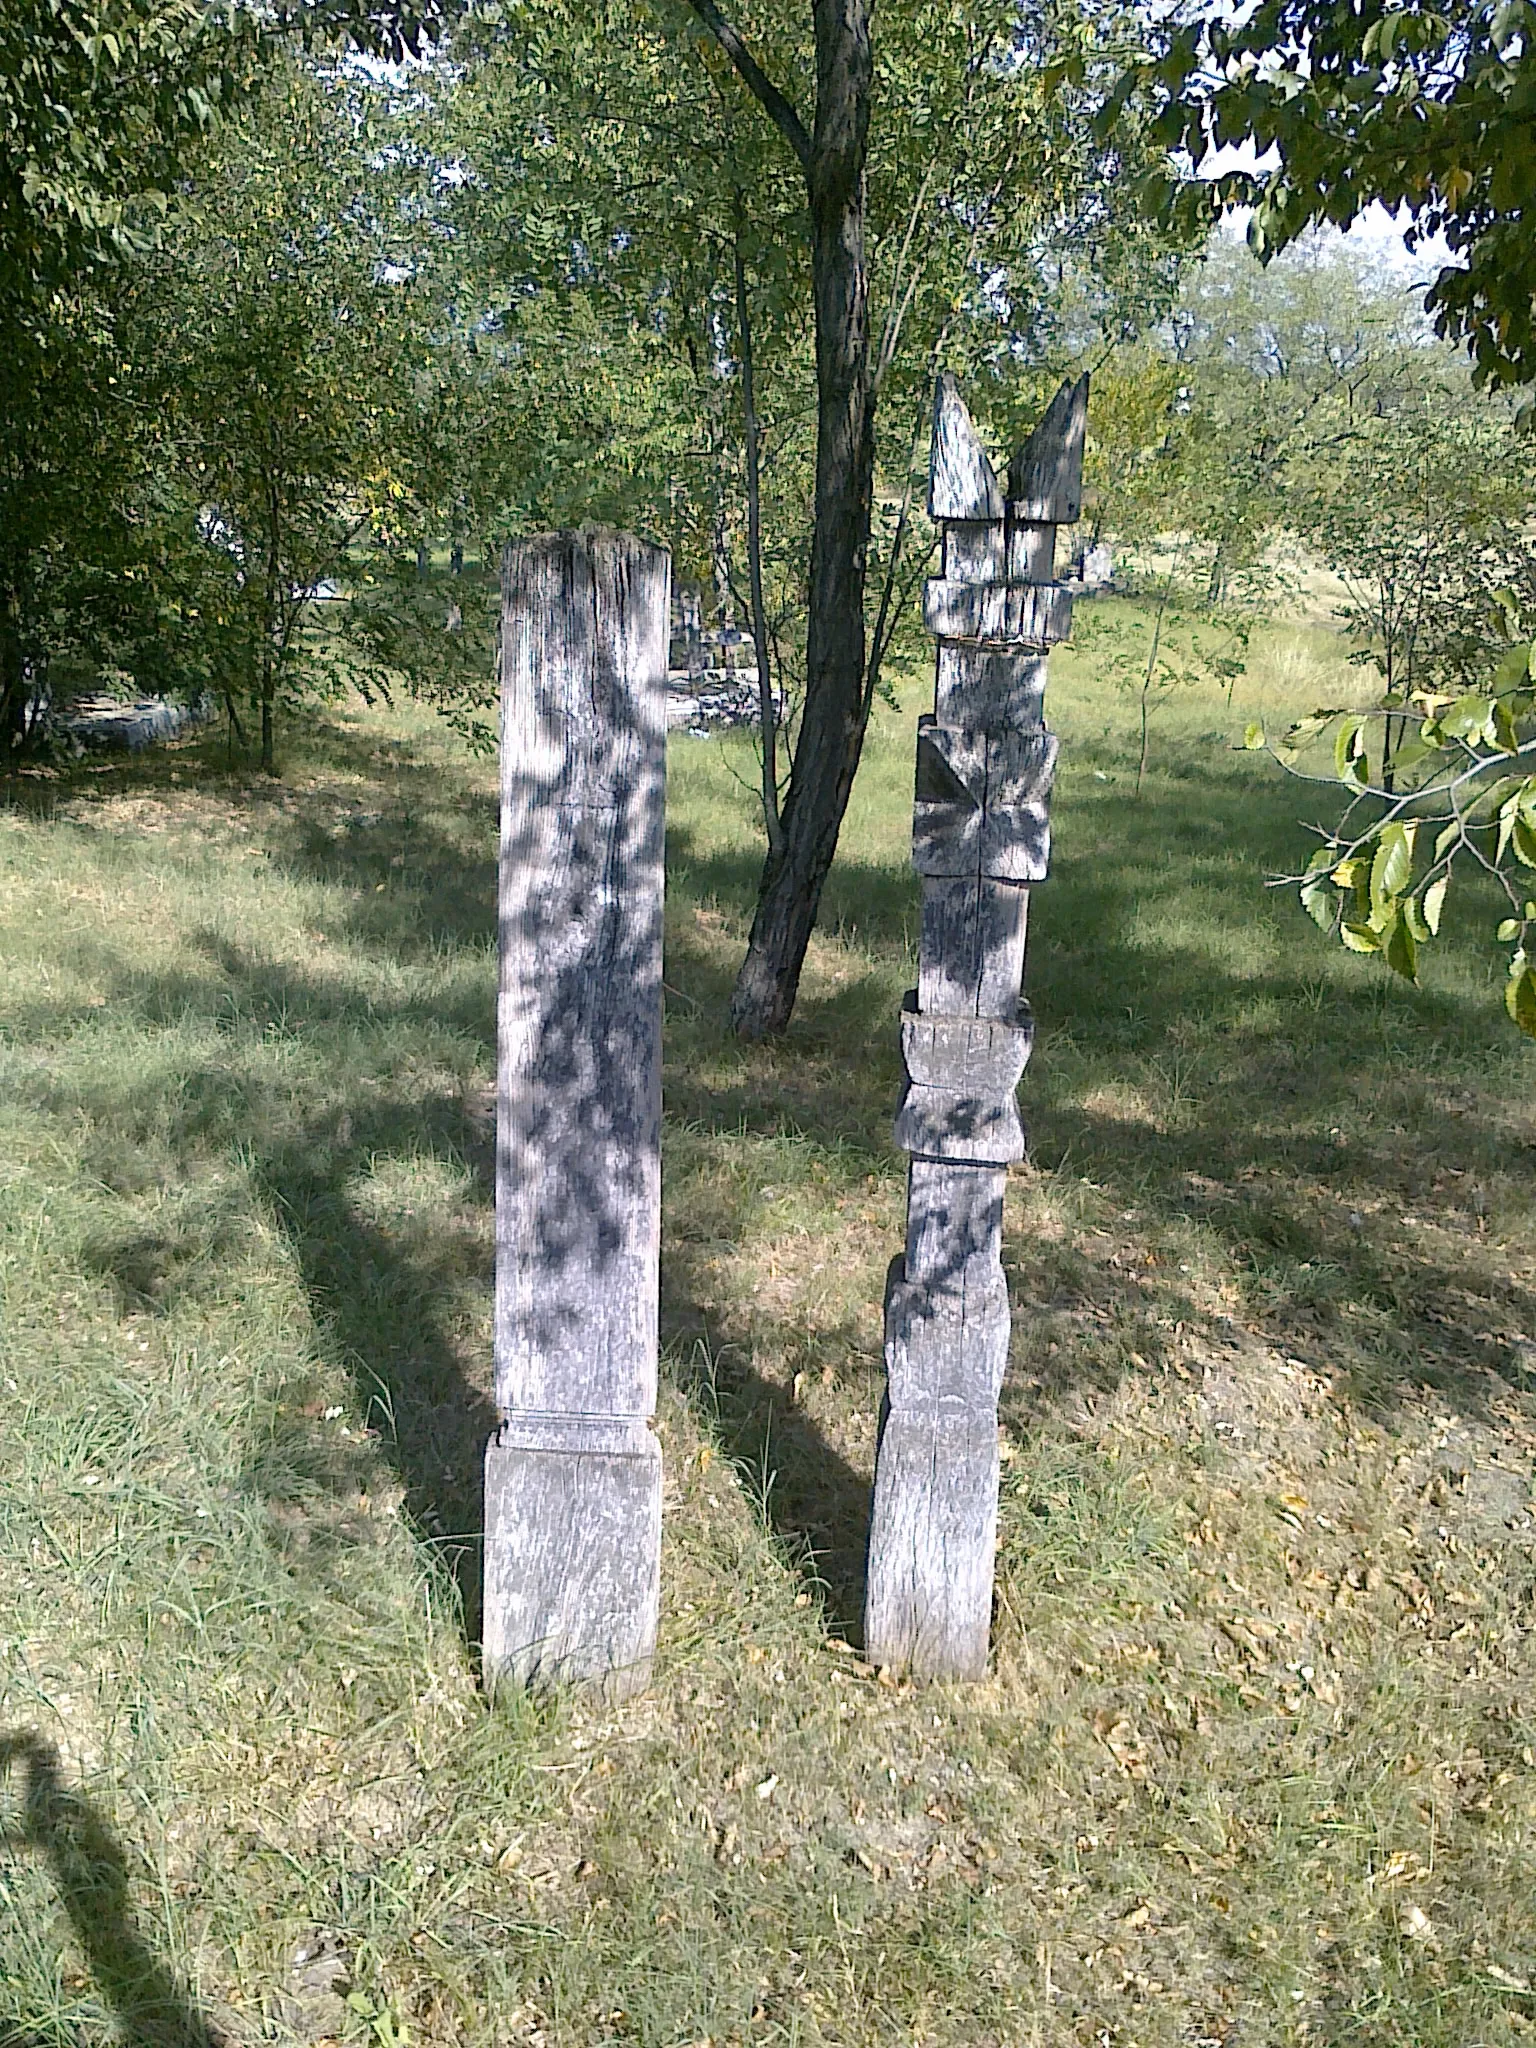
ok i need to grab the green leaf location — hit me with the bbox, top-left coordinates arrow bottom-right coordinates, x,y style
1340,921 -> 1381,954
1334,716 -> 1368,786
1370,821 -> 1415,921
1389,732 -> 1433,777
1243,720 -> 1265,749
1493,641 -> 1533,690
1513,816 -> 1536,872
1382,912 -> 1418,982
1422,874 -> 1449,935
1497,917 -> 1521,941
1506,954 -> 1536,1039
1441,693 -> 1496,745
1283,713 -> 1332,751
1301,879 -> 1336,930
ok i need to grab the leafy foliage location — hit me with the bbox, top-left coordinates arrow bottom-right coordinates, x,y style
0,0 -> 254,298
1129,0 -> 1536,393
1249,595 -> 1536,1035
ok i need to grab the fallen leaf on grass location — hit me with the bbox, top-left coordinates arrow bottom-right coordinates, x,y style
1400,1902 -> 1434,1942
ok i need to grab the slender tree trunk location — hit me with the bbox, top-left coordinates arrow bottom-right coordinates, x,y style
1136,581 -> 1171,799
0,615 -> 27,760
223,690 -> 248,762
260,651 -> 275,774
733,224 -> 782,860
728,0 -> 874,1038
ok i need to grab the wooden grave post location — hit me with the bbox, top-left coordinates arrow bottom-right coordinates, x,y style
483,529 -> 671,1702
864,373 -> 1087,1680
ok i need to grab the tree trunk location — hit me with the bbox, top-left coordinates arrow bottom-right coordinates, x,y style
733,224 -> 782,860
728,0 -> 874,1038
260,655 -> 275,774
0,617 -> 27,760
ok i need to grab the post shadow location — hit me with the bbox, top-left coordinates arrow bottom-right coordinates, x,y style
663,1275 -> 874,1646
0,1733 -> 219,2048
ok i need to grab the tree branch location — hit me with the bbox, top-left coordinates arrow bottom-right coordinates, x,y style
684,0 -> 813,172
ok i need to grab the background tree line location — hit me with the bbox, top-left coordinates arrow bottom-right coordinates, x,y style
2,0 -> 1533,1029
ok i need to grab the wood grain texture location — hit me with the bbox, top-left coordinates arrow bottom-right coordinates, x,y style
864,1403 -> 1000,1680
935,644 -> 1047,729
916,876 -> 1029,1016
912,720 -> 985,877
1006,373 -> 1089,522
980,729 -> 1059,883
867,373 -> 1081,1681
1005,520 -> 1056,583
486,528 -> 670,1701
894,1079 -> 1024,1164
898,1004 -> 1033,1092
494,530 -> 669,1419
928,371 -> 1003,522
943,521 -> 1007,585
922,577 -> 1072,648
882,1260 -> 1010,1412
903,1159 -> 1006,1300
894,1011 -> 1031,1166
484,1432 -> 661,1701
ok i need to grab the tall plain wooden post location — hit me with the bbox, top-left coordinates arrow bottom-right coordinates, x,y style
483,530 -> 670,1701
864,373 -> 1087,1680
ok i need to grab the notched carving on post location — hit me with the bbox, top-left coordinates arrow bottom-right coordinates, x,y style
867,369 -> 1086,1683
912,722 -> 1059,883
912,720 -> 984,875
894,1007 -> 1031,1165
921,577 -> 1073,648
981,729 -> 1059,882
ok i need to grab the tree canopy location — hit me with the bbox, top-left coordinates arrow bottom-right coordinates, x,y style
1130,0 -> 1536,393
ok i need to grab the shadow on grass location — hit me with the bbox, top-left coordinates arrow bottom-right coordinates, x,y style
31,710 -> 1536,1668
0,1734 -> 219,2048
663,1285 -> 874,1646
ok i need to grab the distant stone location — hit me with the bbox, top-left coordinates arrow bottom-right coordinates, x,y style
60,694 -> 214,752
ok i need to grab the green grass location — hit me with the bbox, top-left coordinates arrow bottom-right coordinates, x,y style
1,601 -> 1534,2048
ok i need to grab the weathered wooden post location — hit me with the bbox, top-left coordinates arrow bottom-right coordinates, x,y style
864,373 -> 1086,1680
483,530 -> 670,1701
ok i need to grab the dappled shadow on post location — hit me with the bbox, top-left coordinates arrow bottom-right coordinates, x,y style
0,1734 -> 219,2048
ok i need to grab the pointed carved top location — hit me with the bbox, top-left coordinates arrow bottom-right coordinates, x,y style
928,372 -> 1004,524
1007,373 -> 1089,523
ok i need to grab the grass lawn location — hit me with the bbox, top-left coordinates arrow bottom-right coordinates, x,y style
1,598 -> 1534,2048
